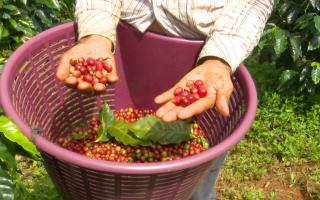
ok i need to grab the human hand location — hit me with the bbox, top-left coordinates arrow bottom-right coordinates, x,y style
56,35 -> 119,92
154,58 -> 233,122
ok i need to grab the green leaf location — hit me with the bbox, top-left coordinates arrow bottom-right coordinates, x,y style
129,115 -> 191,145
289,37 -> 302,62
144,117 -> 191,145
314,15 -> 320,32
311,61 -> 320,68
35,0 -> 60,10
0,142 -> 16,169
299,67 -> 310,82
286,8 -> 300,24
294,13 -> 315,30
308,35 -> 320,51
96,103 -> 115,142
34,9 -> 53,25
1,13 -> 11,19
128,115 -> 158,139
20,0 -> 27,5
107,121 -> 141,146
0,166 -> 14,200
0,25 -> 10,39
278,70 -> 298,88
311,67 -> 320,84
0,116 -> 40,158
2,4 -> 17,11
278,2 -> 292,16
8,19 -> 17,28
310,0 -> 320,12
273,27 -> 288,56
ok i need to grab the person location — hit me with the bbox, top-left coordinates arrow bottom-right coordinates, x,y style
56,1 -> 273,199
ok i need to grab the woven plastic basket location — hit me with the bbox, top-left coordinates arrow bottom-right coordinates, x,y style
0,22 -> 257,200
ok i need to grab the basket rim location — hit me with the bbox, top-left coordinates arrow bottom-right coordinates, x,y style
0,22 -> 257,174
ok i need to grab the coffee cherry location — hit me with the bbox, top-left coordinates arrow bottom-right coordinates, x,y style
194,80 -> 204,87
66,57 -> 115,92
105,65 -> 113,73
78,57 -> 85,63
173,96 -> 182,105
73,70 -> 81,78
83,74 -> 93,83
193,93 -> 200,101
87,57 -> 95,65
181,97 -> 190,107
57,111 -> 208,163
174,87 -> 183,96
186,80 -> 194,89
172,80 -> 207,107
190,87 -> 198,94
198,86 -> 207,98
99,77 -> 108,84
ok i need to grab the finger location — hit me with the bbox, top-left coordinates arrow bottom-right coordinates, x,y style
215,95 -> 230,117
77,81 -> 92,91
161,106 -> 184,123
215,84 -> 233,117
178,96 -> 216,120
56,54 -> 72,81
155,101 -> 176,118
106,58 -> 119,83
154,88 -> 175,104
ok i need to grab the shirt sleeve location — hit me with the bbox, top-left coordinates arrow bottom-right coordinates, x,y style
75,0 -> 122,45
198,0 -> 273,72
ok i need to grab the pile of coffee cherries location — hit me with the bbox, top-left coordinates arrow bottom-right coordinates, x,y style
173,80 -> 207,107
65,57 -> 113,92
56,108 -> 208,163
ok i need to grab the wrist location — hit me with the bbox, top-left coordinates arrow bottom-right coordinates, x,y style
201,57 -> 232,75
79,35 -> 113,51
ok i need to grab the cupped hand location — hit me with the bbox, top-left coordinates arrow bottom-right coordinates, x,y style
154,58 -> 233,122
56,35 -> 119,92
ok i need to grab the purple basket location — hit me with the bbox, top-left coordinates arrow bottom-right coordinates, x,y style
0,22 -> 257,200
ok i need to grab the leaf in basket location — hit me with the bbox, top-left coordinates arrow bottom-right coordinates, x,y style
129,115 -> 191,145
128,115 -> 158,139
0,116 -> 40,159
96,102 -> 115,142
0,166 -> 14,200
107,120 -> 142,146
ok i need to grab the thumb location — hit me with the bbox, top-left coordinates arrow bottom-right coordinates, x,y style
56,54 -> 71,81
215,83 -> 233,117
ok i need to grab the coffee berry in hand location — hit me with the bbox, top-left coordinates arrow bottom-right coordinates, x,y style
173,80 -> 207,107
65,57 -> 113,92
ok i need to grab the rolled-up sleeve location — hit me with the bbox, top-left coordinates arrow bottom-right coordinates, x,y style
198,0 -> 273,72
76,0 -> 122,45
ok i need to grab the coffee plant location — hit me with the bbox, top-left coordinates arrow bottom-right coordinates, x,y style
255,0 -> 320,100
0,0 -> 74,68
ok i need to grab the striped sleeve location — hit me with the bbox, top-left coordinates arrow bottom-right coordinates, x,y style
75,0 -> 122,45
198,0 -> 273,72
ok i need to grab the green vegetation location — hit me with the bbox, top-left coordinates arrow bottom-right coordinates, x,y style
217,56 -> 320,200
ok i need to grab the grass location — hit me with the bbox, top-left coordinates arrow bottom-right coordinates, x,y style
216,54 -> 320,200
